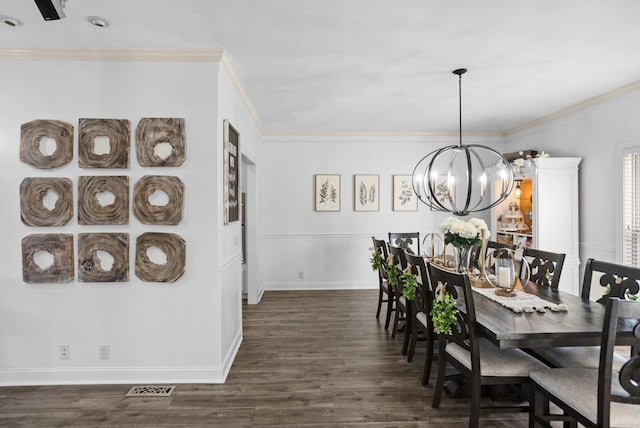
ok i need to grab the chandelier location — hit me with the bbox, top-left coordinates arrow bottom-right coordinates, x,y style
411,68 -> 514,216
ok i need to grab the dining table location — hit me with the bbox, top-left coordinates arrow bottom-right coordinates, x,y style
465,281 -> 639,350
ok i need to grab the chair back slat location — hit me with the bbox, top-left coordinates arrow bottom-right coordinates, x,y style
389,232 -> 420,256
484,241 -> 516,269
582,258 -> 640,302
522,247 -> 565,289
405,252 -> 432,315
388,244 -> 408,296
427,263 -> 478,369
388,244 -> 408,270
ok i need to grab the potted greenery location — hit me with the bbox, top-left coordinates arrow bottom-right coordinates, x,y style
370,248 -> 383,271
400,266 -> 418,300
431,282 -> 459,335
385,255 -> 401,287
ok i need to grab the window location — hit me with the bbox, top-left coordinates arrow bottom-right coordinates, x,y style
623,151 -> 640,266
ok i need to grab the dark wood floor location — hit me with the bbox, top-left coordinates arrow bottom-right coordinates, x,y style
0,290 -> 529,427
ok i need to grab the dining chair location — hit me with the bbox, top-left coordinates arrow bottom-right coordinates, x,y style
529,258 -> 640,370
388,244 -> 411,355
372,236 -> 394,329
405,252 -> 436,385
428,263 -> 548,428
521,247 -> 565,289
482,240 -> 516,270
529,297 -> 640,428
388,232 -> 420,256
582,258 -> 640,302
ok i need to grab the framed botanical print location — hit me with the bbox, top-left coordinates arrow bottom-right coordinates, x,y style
430,174 -> 455,211
392,175 -> 418,211
354,174 -> 379,211
223,120 -> 240,224
315,174 -> 340,211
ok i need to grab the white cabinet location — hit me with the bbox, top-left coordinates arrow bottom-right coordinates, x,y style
491,157 -> 582,295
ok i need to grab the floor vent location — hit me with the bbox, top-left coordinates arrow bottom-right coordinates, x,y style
125,385 -> 176,397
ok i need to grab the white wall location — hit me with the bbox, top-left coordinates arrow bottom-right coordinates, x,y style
0,57 -> 246,385
506,88 -> 640,282
259,134 -> 503,290
217,61 -> 263,345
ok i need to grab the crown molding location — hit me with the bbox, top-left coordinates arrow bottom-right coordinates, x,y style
261,129 -> 503,138
220,53 -> 265,133
504,80 -> 640,136
0,48 -> 224,62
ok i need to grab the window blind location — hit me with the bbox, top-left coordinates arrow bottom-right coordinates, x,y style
623,152 -> 640,266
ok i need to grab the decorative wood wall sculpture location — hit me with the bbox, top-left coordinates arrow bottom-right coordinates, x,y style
78,118 -> 130,168
78,233 -> 129,282
133,175 -> 184,225
20,119 -> 74,169
135,232 -> 186,283
22,234 -> 74,283
78,176 -> 129,225
20,177 -> 73,226
135,118 -> 186,167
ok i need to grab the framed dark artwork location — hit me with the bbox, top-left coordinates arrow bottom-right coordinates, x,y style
223,120 -> 240,224
315,174 -> 340,212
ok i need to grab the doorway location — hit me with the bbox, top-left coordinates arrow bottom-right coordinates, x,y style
241,154 -> 260,304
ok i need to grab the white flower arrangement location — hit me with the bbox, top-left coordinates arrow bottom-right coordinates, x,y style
439,216 -> 489,247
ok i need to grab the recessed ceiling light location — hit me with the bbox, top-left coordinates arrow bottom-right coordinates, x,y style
1,16 -> 22,27
87,16 -> 108,27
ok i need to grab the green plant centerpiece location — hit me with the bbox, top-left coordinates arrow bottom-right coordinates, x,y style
400,266 -> 418,300
431,281 -> 459,335
370,248 -> 383,271
439,216 -> 488,273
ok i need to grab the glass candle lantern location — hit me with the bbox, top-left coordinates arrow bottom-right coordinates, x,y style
483,248 -> 530,296
422,233 -> 444,262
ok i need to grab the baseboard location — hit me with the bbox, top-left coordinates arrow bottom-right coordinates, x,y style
264,281 -> 376,291
220,328 -> 243,382
0,332 -> 244,387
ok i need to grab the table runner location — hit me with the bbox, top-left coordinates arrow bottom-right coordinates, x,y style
472,286 -> 568,313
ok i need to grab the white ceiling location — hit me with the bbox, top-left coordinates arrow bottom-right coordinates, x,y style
2,0 -> 640,135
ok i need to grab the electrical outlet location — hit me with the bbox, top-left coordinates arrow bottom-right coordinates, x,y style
59,345 -> 70,359
298,271 -> 304,279
99,345 -> 110,360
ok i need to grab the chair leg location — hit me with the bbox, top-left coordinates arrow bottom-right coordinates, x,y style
376,286 -> 383,319
384,292 -> 393,329
407,316 -> 418,362
391,303 -> 401,339
401,307 -> 412,355
432,338 -> 446,408
422,331 -> 435,386
469,377 -> 482,428
531,385 -> 544,428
